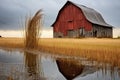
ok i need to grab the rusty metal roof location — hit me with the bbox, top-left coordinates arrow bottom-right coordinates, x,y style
52,1 -> 112,27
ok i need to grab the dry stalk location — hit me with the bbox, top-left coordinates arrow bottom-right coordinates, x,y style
25,10 -> 42,49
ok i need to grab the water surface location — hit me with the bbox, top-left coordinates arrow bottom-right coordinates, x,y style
0,49 -> 119,80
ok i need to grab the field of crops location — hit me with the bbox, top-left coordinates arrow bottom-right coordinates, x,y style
0,38 -> 120,67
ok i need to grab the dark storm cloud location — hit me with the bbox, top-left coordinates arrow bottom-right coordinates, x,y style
0,0 -> 120,30
0,0 -> 28,30
0,0 -> 64,30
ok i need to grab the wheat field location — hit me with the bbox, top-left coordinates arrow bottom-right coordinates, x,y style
0,38 -> 120,67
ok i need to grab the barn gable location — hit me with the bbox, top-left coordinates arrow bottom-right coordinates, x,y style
52,1 -> 112,27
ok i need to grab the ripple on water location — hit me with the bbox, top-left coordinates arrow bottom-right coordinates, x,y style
0,49 -> 120,80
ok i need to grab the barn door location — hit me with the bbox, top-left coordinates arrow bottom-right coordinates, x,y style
93,30 -> 97,37
79,27 -> 85,37
68,30 -> 74,38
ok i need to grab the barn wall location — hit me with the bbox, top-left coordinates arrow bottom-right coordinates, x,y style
92,24 -> 112,38
54,32 -> 64,38
53,3 -> 92,38
84,31 -> 93,37
53,2 -> 112,38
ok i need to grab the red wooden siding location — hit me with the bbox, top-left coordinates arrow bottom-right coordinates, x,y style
53,3 -> 92,36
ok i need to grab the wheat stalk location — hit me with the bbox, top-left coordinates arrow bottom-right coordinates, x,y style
25,10 -> 42,49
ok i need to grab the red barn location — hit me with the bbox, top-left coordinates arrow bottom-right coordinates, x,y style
51,1 -> 113,38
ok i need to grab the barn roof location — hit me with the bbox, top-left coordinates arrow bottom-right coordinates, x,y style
52,1 -> 112,27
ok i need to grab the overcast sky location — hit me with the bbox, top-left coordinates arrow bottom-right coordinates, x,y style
0,0 -> 120,30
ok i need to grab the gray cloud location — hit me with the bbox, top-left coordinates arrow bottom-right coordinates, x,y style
0,0 -> 120,30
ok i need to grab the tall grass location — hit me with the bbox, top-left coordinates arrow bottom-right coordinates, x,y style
25,10 -> 42,49
39,38 -> 120,68
24,10 -> 43,79
0,38 -> 120,68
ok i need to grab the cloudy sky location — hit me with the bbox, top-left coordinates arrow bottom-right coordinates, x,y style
0,0 -> 120,37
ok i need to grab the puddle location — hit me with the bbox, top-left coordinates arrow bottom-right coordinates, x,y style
0,49 -> 120,80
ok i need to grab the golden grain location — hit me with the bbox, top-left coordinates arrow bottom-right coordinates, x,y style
0,38 -> 120,67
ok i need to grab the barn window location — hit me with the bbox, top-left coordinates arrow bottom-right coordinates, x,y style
79,27 -> 85,37
68,20 -> 73,22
